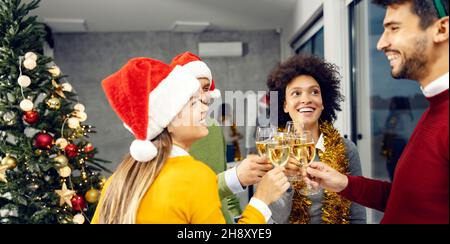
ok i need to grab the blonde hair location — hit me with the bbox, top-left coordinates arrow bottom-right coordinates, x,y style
97,129 -> 172,224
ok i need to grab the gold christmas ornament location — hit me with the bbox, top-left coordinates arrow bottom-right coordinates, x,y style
73,213 -> 85,224
55,138 -> 69,150
18,75 -> 31,88
58,166 -> 72,178
73,111 -> 87,122
60,218 -> 70,224
0,165 -> 9,183
53,155 -> 69,169
70,127 -> 85,140
46,97 -> 61,110
74,103 -> 85,112
24,52 -> 37,61
48,65 -> 61,77
23,58 -> 37,70
85,188 -> 100,203
67,117 -> 80,129
34,149 -> 42,156
55,182 -> 76,207
61,83 -> 73,92
19,99 -> 34,111
51,80 -> 66,98
1,155 -> 18,169
81,170 -> 87,180
99,177 -> 106,189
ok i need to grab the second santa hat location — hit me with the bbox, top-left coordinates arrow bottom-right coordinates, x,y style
102,57 -> 200,162
170,52 -> 221,98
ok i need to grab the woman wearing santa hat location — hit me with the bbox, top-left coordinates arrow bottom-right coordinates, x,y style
170,52 -> 274,223
91,57 -> 289,224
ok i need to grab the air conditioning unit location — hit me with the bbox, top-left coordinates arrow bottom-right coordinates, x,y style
198,42 -> 243,58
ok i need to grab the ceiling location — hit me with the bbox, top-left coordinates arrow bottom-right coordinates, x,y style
28,0 -> 297,33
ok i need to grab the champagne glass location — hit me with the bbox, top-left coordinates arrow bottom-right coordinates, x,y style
285,121 -> 304,182
267,132 -> 290,167
298,131 -> 320,196
285,120 -> 304,136
255,126 -> 275,157
288,133 -> 304,182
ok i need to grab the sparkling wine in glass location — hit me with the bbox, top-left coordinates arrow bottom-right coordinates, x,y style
298,131 -> 320,196
255,126 -> 275,157
267,132 -> 290,167
285,121 -> 304,181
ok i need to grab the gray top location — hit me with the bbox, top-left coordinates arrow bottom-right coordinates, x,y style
269,138 -> 367,224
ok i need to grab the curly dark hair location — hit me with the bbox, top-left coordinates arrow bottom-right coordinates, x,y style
267,54 -> 344,128
372,0 -> 449,29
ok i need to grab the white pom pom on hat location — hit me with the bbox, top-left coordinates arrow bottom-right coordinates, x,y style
209,83 -> 221,98
102,57 -> 200,162
130,139 -> 157,162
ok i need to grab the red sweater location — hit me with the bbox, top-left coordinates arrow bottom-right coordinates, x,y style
340,90 -> 449,224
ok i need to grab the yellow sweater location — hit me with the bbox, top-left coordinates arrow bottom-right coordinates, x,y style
91,156 -> 265,224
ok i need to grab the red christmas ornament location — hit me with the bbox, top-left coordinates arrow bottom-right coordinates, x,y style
23,110 -> 39,124
65,144 -> 78,158
33,132 -> 54,150
84,143 -> 94,157
84,143 -> 94,153
71,195 -> 86,211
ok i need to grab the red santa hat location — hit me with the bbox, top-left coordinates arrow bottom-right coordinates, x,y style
259,92 -> 269,108
102,57 -> 200,162
170,52 -> 221,98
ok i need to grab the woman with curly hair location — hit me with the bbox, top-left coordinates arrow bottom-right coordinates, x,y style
267,54 -> 366,224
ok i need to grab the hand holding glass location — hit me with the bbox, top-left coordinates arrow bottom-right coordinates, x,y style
297,131 -> 321,196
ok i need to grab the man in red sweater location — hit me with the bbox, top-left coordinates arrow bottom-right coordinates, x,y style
306,0 -> 449,224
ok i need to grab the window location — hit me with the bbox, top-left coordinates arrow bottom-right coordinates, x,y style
297,27 -> 324,58
290,5 -> 324,58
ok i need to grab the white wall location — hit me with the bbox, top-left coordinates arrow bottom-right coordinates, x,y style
281,0 -> 351,138
281,0 -> 324,60
323,0 -> 352,139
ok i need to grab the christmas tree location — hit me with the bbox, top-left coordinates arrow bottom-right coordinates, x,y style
0,0 -> 110,224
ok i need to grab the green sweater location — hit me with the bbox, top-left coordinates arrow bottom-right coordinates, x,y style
190,119 -> 242,223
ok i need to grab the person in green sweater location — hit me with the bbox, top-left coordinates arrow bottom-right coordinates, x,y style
190,118 -> 242,223
171,52 -> 272,223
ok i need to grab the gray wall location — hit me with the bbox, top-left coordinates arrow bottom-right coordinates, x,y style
53,30 -> 280,173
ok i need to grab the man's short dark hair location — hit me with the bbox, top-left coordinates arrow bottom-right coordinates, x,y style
372,0 -> 449,29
